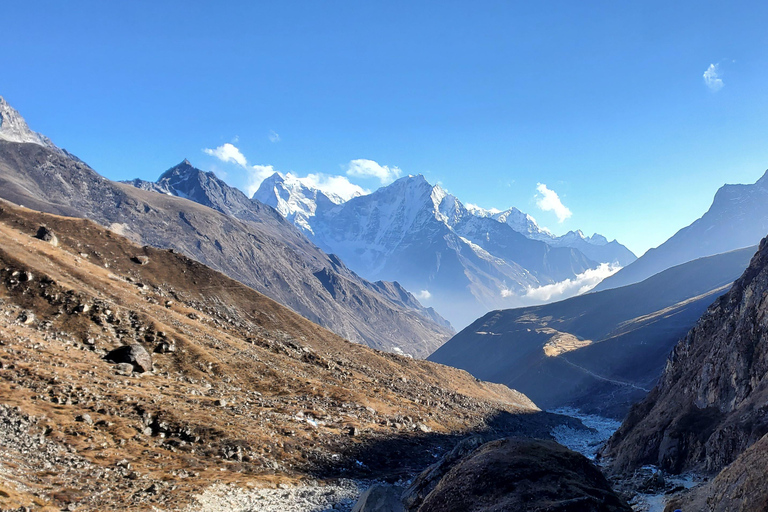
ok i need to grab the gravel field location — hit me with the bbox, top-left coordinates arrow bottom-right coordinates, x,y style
185,479 -> 369,512
549,407 -> 621,459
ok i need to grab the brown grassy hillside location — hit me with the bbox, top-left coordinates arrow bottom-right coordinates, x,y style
0,201 -> 564,511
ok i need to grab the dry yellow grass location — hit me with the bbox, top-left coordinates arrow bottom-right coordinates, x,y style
0,201 -> 547,511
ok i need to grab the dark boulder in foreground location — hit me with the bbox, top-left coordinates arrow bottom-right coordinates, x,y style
353,437 -> 631,512
416,438 -> 630,512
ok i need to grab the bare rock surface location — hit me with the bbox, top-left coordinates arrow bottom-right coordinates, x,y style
106,344 -> 153,373
602,236 -> 768,511
603,236 -> 768,476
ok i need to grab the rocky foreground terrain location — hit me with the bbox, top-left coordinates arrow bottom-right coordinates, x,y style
0,200 -> 588,511
602,235 -> 768,510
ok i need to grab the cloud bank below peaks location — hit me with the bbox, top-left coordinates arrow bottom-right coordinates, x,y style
503,263 -> 620,304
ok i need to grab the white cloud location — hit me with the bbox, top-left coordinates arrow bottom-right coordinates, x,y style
269,130 -> 281,143
202,142 -> 373,202
346,159 -> 402,184
203,143 -> 247,167
535,183 -> 572,223
703,64 -> 724,92
417,290 -> 432,300
296,173 -> 368,202
246,164 -> 277,197
515,263 -> 619,302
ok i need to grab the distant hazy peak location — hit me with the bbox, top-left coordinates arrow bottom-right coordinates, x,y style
757,169 -> 768,187
0,96 -> 81,161
557,230 -> 611,246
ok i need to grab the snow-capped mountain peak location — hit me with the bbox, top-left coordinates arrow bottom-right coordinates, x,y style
252,172 -> 349,234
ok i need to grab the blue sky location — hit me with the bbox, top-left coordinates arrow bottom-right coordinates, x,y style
2,1 -> 768,255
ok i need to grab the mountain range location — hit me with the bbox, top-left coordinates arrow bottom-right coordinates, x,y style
429,246 -> 755,417
255,171 -> 636,327
594,169 -> 768,291
0,97 -> 452,357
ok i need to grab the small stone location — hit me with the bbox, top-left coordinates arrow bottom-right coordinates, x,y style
17,312 -> 35,325
132,255 -> 150,265
76,414 -> 94,426
154,341 -> 176,354
35,226 -> 59,246
116,363 -> 134,375
106,344 -> 153,373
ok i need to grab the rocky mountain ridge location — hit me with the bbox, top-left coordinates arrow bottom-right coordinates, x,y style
0,140 -> 453,357
0,95 -> 81,162
294,174 -> 616,327
254,173 -> 635,327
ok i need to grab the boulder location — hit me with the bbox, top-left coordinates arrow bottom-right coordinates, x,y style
35,225 -> 58,246
402,435 -> 485,511
352,484 -> 405,512
416,437 -> 631,512
106,344 -> 153,373
132,255 -> 149,265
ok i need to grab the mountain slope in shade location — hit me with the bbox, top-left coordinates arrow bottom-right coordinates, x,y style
429,246 -> 755,417
307,175 -> 601,328
0,140 -> 453,357
595,170 -> 768,291
602,236 -> 768,480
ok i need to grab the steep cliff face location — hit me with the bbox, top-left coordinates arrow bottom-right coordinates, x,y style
602,236 -> 768,476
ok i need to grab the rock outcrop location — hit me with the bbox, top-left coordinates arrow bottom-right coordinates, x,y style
0,140 -> 453,357
603,236 -> 768,479
413,438 -> 630,512
105,344 -> 153,373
